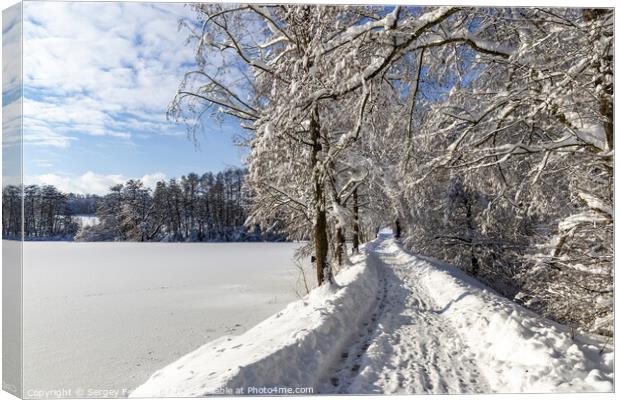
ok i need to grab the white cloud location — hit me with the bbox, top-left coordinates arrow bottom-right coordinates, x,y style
140,172 -> 167,189
2,5 -> 24,150
2,96 -> 23,148
22,2 -> 197,147
26,171 -> 167,195
27,171 -> 125,195
22,122 -> 77,148
2,3 -> 21,96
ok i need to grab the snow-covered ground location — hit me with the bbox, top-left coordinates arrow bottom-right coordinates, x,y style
133,232 -> 613,396
22,242 -> 309,396
73,215 -> 99,228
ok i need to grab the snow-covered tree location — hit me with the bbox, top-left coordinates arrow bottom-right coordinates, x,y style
173,4 -> 510,285
169,5 -> 613,334
390,7 -> 613,334
3,184 -> 77,240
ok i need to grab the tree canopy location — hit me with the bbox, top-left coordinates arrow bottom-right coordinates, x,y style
171,5 -> 613,335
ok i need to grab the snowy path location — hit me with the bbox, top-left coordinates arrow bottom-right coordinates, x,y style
323,234 -> 490,394
132,233 -> 613,397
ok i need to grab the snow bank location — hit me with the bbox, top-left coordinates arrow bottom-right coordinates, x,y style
130,246 -> 381,397
380,240 -> 614,393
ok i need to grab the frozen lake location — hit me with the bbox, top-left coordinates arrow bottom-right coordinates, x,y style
22,242 -> 309,396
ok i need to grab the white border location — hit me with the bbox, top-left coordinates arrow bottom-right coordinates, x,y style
0,2 -> 616,400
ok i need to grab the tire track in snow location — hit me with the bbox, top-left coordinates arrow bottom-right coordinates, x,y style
323,234 -> 491,394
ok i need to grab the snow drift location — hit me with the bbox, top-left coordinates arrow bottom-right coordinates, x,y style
130,246 -> 381,397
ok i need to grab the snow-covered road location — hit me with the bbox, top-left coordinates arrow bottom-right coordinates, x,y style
325,235 -> 491,394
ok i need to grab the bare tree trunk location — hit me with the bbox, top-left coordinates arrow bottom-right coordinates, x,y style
395,219 -> 402,239
310,106 -> 330,285
329,179 -> 346,267
352,187 -> 360,254
336,226 -> 345,266
315,207 -> 329,284
601,92 -> 613,151
465,199 -> 479,276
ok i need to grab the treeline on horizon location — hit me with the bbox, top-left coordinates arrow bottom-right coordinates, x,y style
1,167 -> 284,242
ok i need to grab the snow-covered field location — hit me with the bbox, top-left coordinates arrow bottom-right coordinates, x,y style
73,215 -> 99,228
22,242 -> 308,396
133,233 -> 614,396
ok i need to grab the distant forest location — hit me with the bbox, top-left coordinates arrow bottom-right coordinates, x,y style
2,167 -> 283,242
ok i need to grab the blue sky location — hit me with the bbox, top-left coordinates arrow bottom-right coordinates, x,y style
16,1 -> 246,194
